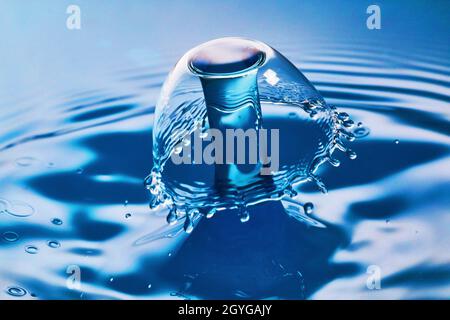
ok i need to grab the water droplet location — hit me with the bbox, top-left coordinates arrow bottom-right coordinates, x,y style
124,200 -> 129,207
6,286 -> 27,297
51,218 -> 63,225
4,200 -> 35,217
47,240 -> 60,248
337,112 -> 349,121
125,213 -> 132,219
168,252 -> 172,257
182,138 -> 191,147
343,119 -> 354,128
147,284 -> 152,289
166,208 -> 177,224
303,202 -> 314,215
109,277 -> 114,282
15,157 -> 36,167
173,145 -> 183,155
2,231 -> 19,242
206,208 -> 216,219
240,210 -> 250,223
357,122 -> 363,127
394,139 -> 400,144
25,245 -> 38,254
76,168 -> 83,174
353,126 -> 370,138
347,149 -> 357,160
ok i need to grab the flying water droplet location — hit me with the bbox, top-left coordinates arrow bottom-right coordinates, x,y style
125,213 -> 132,219
394,139 -> 400,144
303,202 -> 314,215
347,149 -> 357,160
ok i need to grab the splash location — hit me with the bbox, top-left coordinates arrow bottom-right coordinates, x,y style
145,38 -> 366,232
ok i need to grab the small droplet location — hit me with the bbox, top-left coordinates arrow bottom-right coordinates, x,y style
168,252 -> 172,257
147,284 -> 152,289
109,277 -> 114,282
25,245 -> 39,254
47,240 -> 60,248
337,112 -> 349,121
240,210 -> 250,223
347,150 -> 357,160
303,202 -> 314,215
6,286 -> 27,297
173,145 -> 183,155
15,157 -> 36,167
357,122 -> 363,127
4,200 -> 35,217
182,138 -> 191,147
125,213 -> 132,219
394,139 -> 400,144
76,168 -> 83,174
2,231 -> 19,242
51,218 -> 63,226
206,208 -> 216,219
124,200 -> 129,207
353,126 -> 370,138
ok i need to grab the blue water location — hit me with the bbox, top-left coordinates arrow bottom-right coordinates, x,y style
0,0 -> 449,299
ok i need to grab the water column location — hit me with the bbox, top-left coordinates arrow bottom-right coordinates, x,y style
189,39 -> 266,187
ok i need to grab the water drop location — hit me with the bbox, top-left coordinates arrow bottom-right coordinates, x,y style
303,202 -> 314,215
15,157 -> 36,167
76,168 -> 83,174
347,149 -> 357,160
6,286 -> 27,297
47,240 -> 60,248
4,200 -> 35,217
25,245 -> 39,254
147,284 -> 152,289
2,231 -> 19,242
394,139 -> 400,144
51,218 -> 63,225
109,277 -> 114,282
168,252 -> 172,257
125,213 -> 132,219
240,210 -> 250,223
337,112 -> 349,121
206,208 -> 216,219
124,200 -> 129,207
353,126 -> 370,138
